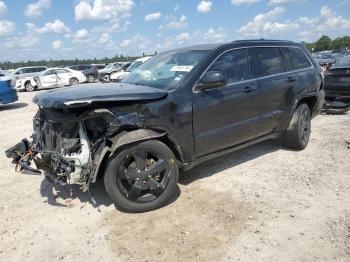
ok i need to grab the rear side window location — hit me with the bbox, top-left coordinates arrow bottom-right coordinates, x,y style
251,47 -> 285,78
208,48 -> 249,84
280,47 -> 311,71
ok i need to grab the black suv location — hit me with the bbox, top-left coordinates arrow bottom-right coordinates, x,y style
7,40 -> 325,212
67,64 -> 98,83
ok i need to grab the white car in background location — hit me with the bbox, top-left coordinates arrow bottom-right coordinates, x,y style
110,56 -> 152,82
28,68 -> 86,91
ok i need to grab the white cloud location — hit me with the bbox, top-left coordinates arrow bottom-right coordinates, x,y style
0,1 -> 7,14
268,0 -> 297,4
25,0 -> 51,17
197,1 -> 212,13
74,29 -> 89,40
238,7 -> 294,37
204,27 -> 227,42
36,20 -> 71,34
99,33 -> 111,44
0,20 -> 15,36
75,0 -> 134,21
52,40 -> 63,49
238,5 -> 350,42
145,12 -> 161,21
175,32 -> 190,41
231,0 -> 259,6
5,34 -> 39,49
120,34 -> 151,52
159,15 -> 187,30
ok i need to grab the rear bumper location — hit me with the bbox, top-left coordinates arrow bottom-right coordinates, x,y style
0,89 -> 18,104
325,90 -> 350,99
324,82 -> 350,98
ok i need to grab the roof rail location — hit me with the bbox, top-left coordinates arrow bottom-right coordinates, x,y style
232,39 -> 294,43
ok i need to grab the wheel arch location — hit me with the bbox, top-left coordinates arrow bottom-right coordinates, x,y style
91,128 -> 184,182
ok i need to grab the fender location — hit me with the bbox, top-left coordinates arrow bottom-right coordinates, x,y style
91,129 -> 166,182
283,91 -> 320,131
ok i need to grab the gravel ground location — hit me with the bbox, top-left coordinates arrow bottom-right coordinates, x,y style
0,90 -> 349,262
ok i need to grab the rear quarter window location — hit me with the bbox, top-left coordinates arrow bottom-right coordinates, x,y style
250,47 -> 285,78
280,47 -> 312,71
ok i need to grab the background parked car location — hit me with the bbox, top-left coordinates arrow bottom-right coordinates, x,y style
66,64 -> 98,83
92,64 -> 106,70
0,69 -> 7,77
110,56 -> 152,82
100,62 -> 132,82
98,62 -> 129,82
316,53 -> 337,67
324,55 -> 350,100
29,68 -> 86,91
11,66 -> 47,91
0,76 -> 17,105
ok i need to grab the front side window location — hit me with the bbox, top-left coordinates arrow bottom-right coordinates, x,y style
280,47 -> 311,71
207,49 -> 249,84
126,61 -> 143,72
123,50 -> 209,90
252,47 -> 285,78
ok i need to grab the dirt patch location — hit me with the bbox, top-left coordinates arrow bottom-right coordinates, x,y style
104,187 -> 248,261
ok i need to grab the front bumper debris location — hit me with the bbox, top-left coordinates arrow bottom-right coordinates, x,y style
5,139 -> 41,175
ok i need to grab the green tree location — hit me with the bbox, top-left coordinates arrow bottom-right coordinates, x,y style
314,35 -> 333,51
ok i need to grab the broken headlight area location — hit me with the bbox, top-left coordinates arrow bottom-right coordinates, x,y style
5,107 -> 143,189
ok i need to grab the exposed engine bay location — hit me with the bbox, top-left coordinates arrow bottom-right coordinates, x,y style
5,106 -> 155,191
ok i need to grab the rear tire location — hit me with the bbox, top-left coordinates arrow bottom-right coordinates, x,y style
69,78 -> 79,86
104,140 -> 179,213
283,103 -> 311,150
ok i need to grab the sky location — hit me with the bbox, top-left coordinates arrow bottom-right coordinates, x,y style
0,0 -> 350,62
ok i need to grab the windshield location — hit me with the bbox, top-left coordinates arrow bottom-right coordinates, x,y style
320,54 -> 335,59
335,56 -> 350,66
126,61 -> 144,72
105,63 -> 114,69
122,50 -> 210,89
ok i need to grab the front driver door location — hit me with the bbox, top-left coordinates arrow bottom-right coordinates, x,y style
40,69 -> 58,88
193,48 -> 262,157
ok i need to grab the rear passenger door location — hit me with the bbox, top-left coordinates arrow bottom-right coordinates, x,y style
279,47 -> 316,112
249,47 -> 292,134
56,69 -> 72,86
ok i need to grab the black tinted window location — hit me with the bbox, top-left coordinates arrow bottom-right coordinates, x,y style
79,65 -> 90,70
281,47 -> 311,71
252,47 -> 285,78
208,49 -> 249,84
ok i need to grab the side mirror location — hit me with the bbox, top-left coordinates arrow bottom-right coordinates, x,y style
197,71 -> 227,91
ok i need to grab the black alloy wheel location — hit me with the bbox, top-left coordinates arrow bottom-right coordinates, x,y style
105,140 -> 179,212
283,103 -> 311,150
118,150 -> 170,203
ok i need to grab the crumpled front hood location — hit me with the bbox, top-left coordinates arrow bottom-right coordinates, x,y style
33,83 -> 168,109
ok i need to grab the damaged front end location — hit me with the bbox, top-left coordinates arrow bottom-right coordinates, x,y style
5,106 -> 144,191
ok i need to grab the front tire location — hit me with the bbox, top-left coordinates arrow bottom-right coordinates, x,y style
283,103 -> 311,150
86,74 -> 95,83
25,82 -> 35,92
104,140 -> 179,213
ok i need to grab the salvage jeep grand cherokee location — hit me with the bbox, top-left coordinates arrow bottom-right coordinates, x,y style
6,40 -> 325,212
